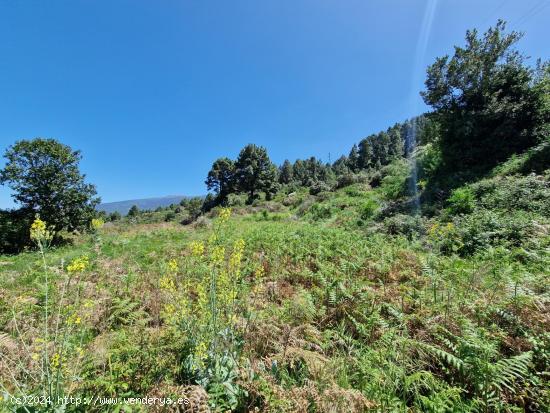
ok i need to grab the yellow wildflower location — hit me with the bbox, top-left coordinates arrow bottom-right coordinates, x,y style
90,218 -> 104,231
159,275 -> 176,291
67,312 -> 82,326
168,259 -> 178,272
30,217 -> 53,245
254,265 -> 265,279
195,341 -> 208,361
207,233 -> 218,246
51,353 -> 60,369
210,245 -> 225,266
196,282 -> 208,311
229,239 -> 245,271
67,256 -> 89,273
83,299 -> 95,309
218,207 -> 231,223
190,241 -> 205,257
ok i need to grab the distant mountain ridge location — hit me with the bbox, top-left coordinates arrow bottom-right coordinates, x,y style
98,195 -> 197,215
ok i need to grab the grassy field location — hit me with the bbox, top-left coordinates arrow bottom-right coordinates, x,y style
1,148 -> 549,412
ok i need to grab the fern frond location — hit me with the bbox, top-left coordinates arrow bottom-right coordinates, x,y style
416,341 -> 465,372
492,352 -> 532,394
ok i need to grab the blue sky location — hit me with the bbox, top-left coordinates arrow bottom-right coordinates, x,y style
1,0 -> 549,207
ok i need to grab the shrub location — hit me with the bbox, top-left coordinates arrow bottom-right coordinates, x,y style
309,181 -> 332,195
430,210 -> 534,255
308,204 -> 333,221
0,209 -> 33,253
380,160 -> 410,200
336,172 -> 369,189
109,211 -> 121,221
164,212 -> 176,222
383,214 -> 425,239
472,174 -> 550,215
447,187 -> 475,215
360,198 -> 380,220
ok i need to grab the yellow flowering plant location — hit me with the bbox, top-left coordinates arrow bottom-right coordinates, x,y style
90,218 -> 104,231
67,256 -> 90,273
0,219 -> 91,410
30,217 -> 53,248
159,206 -> 249,381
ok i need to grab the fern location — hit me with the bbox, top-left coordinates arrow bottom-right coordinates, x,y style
492,352 -> 532,393
107,297 -> 147,327
417,325 -> 534,410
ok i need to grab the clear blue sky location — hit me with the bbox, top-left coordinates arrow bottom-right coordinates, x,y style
1,0 -> 549,207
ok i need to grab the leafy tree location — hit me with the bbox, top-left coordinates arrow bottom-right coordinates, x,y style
203,193 -> 222,213
234,144 -> 278,203
421,20 -> 549,172
205,157 -> 235,205
279,159 -> 294,184
0,208 -> 34,253
128,205 -> 139,217
0,138 -> 99,233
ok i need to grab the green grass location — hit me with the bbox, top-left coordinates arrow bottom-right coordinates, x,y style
1,153 -> 549,412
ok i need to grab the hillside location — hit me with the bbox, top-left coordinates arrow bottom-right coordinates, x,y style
1,141 -> 548,412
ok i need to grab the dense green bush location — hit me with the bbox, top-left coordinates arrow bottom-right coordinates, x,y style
307,203 -> 334,221
472,174 -> 550,215
0,209 -> 33,253
383,214 -> 425,239
360,198 -> 380,220
446,187 -> 476,215
380,160 -> 410,200
431,210 -> 534,255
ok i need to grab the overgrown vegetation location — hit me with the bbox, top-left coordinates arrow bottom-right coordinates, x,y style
1,21 -> 549,412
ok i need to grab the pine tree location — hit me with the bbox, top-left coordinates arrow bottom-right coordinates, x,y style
205,157 -> 235,205
234,144 -> 278,203
279,159 -> 294,184
347,144 -> 359,172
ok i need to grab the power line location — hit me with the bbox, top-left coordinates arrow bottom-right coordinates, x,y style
511,0 -> 550,27
482,0 -> 510,26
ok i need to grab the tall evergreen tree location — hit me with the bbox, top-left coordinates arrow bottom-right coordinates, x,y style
347,144 -> 360,172
279,159 -> 294,184
234,144 -> 278,203
292,159 -> 308,186
387,126 -> 404,160
332,155 -> 350,176
205,157 -> 235,205
358,138 -> 374,170
128,205 -> 139,217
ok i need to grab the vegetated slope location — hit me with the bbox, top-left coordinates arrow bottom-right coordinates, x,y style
1,142 -> 548,412
98,195 -> 196,215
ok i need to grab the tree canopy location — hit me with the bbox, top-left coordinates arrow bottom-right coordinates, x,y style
0,138 -> 99,233
421,20 -> 549,171
205,157 -> 235,205
234,144 -> 278,203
